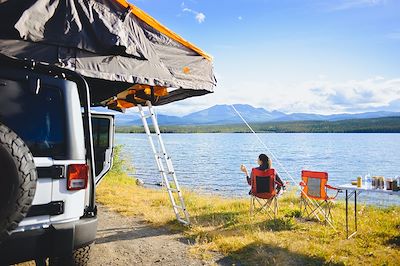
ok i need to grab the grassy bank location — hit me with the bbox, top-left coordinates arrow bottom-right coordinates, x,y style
97,149 -> 400,265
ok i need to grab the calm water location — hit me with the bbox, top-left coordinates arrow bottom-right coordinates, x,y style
116,133 -> 400,204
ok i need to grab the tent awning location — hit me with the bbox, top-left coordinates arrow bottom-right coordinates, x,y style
0,0 -> 216,111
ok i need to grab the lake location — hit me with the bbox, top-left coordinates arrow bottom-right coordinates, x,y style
116,133 -> 400,204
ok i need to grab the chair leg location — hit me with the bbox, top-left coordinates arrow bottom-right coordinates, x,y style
325,201 -> 333,225
300,196 -> 303,215
250,197 -> 254,216
301,197 -> 324,222
251,197 -> 279,219
300,196 -> 311,218
300,196 -> 307,217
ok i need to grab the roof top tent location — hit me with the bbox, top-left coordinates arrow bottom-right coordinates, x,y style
0,0 -> 216,110
0,0 -> 216,225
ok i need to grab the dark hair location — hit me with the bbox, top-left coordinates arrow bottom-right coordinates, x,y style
258,153 -> 271,168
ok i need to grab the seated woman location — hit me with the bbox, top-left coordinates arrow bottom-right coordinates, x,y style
240,153 -> 284,193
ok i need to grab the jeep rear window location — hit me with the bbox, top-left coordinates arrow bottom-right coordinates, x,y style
0,79 -> 65,157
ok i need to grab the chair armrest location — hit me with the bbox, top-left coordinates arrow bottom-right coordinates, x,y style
325,184 -> 338,190
326,184 -> 339,200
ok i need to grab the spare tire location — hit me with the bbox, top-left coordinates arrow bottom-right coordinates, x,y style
0,123 -> 37,243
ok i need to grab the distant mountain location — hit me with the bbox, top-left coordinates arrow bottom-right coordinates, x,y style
274,111 -> 400,122
182,104 -> 285,124
113,104 -> 400,126
114,113 -> 185,126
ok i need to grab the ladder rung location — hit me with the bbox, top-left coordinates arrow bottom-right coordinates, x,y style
158,170 -> 174,175
177,218 -> 190,225
173,204 -> 185,210
141,113 -> 153,119
157,169 -> 174,174
168,188 -> 180,193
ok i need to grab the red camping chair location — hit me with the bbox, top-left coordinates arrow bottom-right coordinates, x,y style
299,170 -> 339,225
250,168 -> 282,219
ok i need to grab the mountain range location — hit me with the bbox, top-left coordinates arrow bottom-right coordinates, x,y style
113,104 -> 400,126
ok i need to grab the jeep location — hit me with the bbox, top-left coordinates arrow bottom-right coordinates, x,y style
0,56 -> 115,265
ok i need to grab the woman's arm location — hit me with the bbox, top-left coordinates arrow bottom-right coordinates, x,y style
275,173 -> 284,187
240,165 -> 251,185
247,170 -> 253,185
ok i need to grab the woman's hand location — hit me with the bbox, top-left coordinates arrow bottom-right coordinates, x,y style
240,164 -> 248,175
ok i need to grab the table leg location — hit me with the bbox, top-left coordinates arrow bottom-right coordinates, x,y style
346,189 -> 349,239
355,191 -> 357,232
346,191 -> 360,239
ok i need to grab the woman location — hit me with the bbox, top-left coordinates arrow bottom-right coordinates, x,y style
240,153 -> 284,192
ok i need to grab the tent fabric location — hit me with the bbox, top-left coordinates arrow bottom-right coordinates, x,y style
115,0 -> 212,61
0,0 -> 216,106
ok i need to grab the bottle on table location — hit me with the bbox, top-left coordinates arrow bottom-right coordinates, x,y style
372,176 -> 377,189
357,176 -> 362,188
394,176 -> 400,191
386,178 -> 393,190
364,174 -> 371,189
381,176 -> 385,189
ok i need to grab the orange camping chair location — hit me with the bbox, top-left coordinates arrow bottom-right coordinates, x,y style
299,170 -> 339,225
250,168 -> 281,219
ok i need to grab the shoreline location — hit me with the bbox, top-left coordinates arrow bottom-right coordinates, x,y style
139,180 -> 400,207
97,164 -> 400,265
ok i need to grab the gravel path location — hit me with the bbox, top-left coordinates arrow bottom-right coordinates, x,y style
90,206 -> 226,266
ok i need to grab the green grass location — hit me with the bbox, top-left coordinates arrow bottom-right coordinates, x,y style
97,149 -> 400,265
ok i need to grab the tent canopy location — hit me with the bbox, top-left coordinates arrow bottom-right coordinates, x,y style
0,0 -> 216,111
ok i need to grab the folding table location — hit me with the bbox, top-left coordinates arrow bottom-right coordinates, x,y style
337,184 -> 400,239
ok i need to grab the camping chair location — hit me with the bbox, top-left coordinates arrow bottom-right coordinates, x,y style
250,168 -> 282,219
299,170 -> 339,225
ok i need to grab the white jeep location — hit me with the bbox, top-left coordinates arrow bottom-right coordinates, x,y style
0,56 -> 115,264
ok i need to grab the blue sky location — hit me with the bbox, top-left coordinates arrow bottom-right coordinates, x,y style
133,0 -> 400,115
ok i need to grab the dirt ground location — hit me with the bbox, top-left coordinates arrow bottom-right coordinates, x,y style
90,206 -> 229,266
17,206 -> 231,266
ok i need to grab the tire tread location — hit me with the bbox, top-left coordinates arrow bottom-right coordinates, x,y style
0,123 -> 37,242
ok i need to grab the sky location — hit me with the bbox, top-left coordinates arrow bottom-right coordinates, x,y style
131,0 -> 400,116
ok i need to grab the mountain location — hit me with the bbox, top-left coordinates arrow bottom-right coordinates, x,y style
274,111 -> 400,122
115,113 -> 185,126
113,104 -> 400,126
114,104 -> 286,126
182,104 -> 285,124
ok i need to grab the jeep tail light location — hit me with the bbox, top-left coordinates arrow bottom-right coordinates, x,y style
67,164 -> 88,191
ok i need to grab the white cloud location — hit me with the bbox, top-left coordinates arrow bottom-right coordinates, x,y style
268,77 -> 400,114
181,3 -> 206,24
156,77 -> 400,116
329,0 -> 385,11
195,13 -> 206,23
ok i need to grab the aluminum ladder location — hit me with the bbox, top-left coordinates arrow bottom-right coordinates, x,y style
137,101 -> 190,225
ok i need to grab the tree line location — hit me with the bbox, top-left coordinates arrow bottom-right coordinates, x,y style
116,116 -> 400,134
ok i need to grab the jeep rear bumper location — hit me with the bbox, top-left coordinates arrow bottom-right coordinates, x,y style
0,217 -> 97,264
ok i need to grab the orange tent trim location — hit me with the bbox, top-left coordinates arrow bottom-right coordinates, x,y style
114,0 -> 213,61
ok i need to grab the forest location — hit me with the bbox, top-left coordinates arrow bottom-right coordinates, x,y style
116,116 -> 400,134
